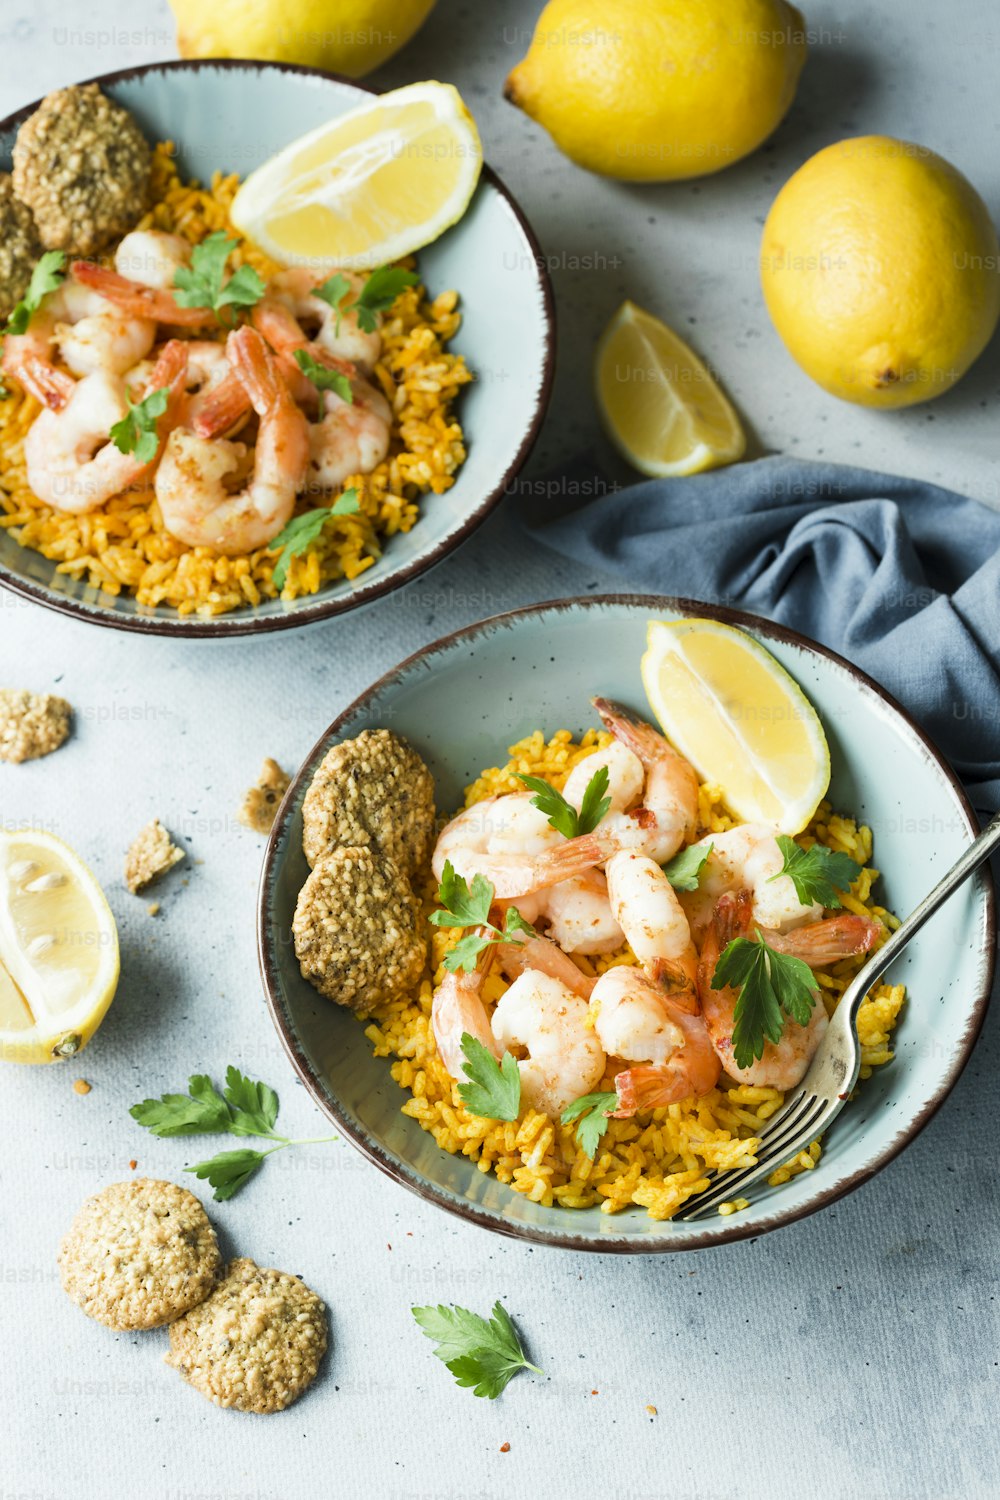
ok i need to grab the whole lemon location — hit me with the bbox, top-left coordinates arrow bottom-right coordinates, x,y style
169,0 -> 437,79
503,0 -> 807,182
761,136 -> 1000,407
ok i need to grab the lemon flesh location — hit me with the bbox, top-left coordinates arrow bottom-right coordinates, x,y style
595,301 -> 745,478
641,619 -> 831,834
230,82 -> 483,270
505,0 -> 807,181
0,830 -> 119,1064
169,0 -> 437,79
761,136 -> 1000,408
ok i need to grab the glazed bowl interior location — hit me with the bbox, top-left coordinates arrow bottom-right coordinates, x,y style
260,596 -> 994,1250
0,60 -> 552,636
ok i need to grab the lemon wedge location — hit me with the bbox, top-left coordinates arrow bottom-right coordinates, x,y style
595,301 -> 745,477
0,830 -> 119,1064
641,618 -> 831,833
229,81 -> 483,269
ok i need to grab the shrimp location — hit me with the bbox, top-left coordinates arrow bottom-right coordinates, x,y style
1,277 -> 155,404
253,267 -> 382,372
304,365 -> 392,493
605,850 -> 699,995
562,738 -> 644,818
154,325 -> 308,553
679,824 -> 824,939
23,340 -> 185,514
542,869 -> 624,955
170,340 -> 244,435
590,966 -> 721,1116
431,963 -> 498,1084
697,890 -> 880,1088
70,258 -> 216,328
496,930 -> 595,999
491,970 -> 606,1116
114,230 -> 192,290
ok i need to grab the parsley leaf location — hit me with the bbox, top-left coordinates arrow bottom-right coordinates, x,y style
269,488 -> 360,588
223,1065 -> 279,1136
129,1066 -> 338,1201
412,1300 -> 542,1399
186,1148 -> 267,1202
313,271 -> 353,334
109,385 -> 169,465
173,231 -> 265,319
351,266 -> 419,332
129,1073 -> 231,1136
712,932 -> 818,1069
293,348 -> 354,403
429,862 -> 536,974
515,767 -> 610,839
561,1090 -> 618,1158
770,835 -> 862,909
662,841 -> 713,893
5,250 -> 66,336
457,1033 -> 521,1121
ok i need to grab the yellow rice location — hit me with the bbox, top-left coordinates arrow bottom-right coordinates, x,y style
0,142 -> 472,617
364,729 -> 906,1222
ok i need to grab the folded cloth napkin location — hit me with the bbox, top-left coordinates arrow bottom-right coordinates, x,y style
522,455 -> 1000,813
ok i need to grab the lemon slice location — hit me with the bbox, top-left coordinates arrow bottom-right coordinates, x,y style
230,81 -> 483,269
595,301 -> 745,477
641,619 -> 831,833
0,830 -> 119,1064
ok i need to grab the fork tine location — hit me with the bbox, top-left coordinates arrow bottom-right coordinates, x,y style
680,1095 -> 831,1220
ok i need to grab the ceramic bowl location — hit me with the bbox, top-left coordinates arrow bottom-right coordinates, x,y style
259,595 -> 995,1251
0,60 -> 553,636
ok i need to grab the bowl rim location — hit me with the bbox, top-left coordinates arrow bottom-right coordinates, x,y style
258,592 -> 997,1252
0,57 -> 556,638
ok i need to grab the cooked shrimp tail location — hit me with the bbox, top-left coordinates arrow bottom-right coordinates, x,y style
70,260 -> 216,328
496,928 -> 595,1000
764,912 -> 882,966
613,1051 -> 719,1116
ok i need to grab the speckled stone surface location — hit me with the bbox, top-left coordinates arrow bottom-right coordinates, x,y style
2,3 -> 999,1497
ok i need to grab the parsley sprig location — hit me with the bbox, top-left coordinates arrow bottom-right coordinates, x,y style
129,1066 -> 338,1200
269,487 -> 360,588
314,265 -> 419,335
109,385 -> 169,464
293,347 -> 353,403
456,1033 -> 521,1121
429,861 -> 535,973
172,232 -> 265,322
412,1300 -> 542,1399
515,767 -> 611,839
4,249 -> 67,337
712,932 -> 817,1070
561,1090 -> 618,1157
662,841 -> 713,892
770,835 -> 862,908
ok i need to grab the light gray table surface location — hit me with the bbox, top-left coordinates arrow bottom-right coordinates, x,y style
2,4 -> 999,1498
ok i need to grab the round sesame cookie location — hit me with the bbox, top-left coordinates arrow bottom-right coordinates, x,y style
0,173 -> 43,321
58,1179 -> 219,1330
301,729 -> 435,874
13,84 -> 152,255
166,1257 -> 327,1414
293,844 -> 426,1011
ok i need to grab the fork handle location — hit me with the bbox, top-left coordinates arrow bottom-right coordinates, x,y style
841,806 -> 1000,1025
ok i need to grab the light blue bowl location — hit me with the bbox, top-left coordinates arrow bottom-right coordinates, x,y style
259,596 -> 996,1251
0,61 -> 553,636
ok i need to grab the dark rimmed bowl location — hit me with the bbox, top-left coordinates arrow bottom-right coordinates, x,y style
0,60 -> 554,636
258,595 -> 995,1251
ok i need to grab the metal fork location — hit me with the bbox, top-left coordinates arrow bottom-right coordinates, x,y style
681,808 -> 1000,1221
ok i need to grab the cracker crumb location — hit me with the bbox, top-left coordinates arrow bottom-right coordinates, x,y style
147,901 -> 160,917
58,1178 -> 220,1330
500,1443 -> 511,1453
125,820 -> 184,894
646,1404 -> 658,1416
238,757 -> 291,835
73,1078 -> 91,1096
166,1257 -> 327,1413
128,1160 -> 137,1170
0,688 -> 71,763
